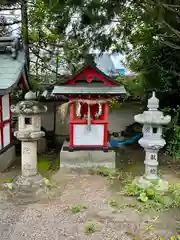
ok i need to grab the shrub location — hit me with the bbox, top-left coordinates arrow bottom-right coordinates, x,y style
84,220 -> 96,233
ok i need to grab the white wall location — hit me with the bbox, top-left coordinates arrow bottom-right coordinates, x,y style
41,102 -> 55,132
2,94 -> 10,147
73,124 -> 104,145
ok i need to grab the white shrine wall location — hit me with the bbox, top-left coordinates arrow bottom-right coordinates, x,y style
0,93 -> 15,172
73,124 -> 104,146
0,94 -> 11,150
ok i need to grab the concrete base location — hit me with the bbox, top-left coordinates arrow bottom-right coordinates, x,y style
0,145 -> 15,172
60,142 -> 115,169
133,176 -> 169,192
10,174 -> 47,203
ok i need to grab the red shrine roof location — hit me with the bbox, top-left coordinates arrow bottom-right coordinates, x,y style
52,66 -> 126,95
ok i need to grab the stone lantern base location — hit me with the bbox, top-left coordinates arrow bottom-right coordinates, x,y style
133,176 -> 169,192
11,173 -> 48,203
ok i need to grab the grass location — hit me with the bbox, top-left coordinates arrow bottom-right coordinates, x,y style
89,167 -> 117,178
0,178 -> 14,183
84,220 -> 96,234
70,204 -> 88,214
89,165 -> 180,212
88,166 -> 180,212
122,181 -> 180,212
4,178 -> 13,183
81,203 -> 88,209
89,167 -> 134,184
70,205 -> 81,213
124,220 -> 158,240
108,199 -> 118,208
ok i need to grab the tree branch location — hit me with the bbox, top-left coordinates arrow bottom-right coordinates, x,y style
6,27 -> 20,35
0,20 -> 21,26
161,3 -> 180,9
162,20 -> 180,39
154,62 -> 180,77
30,45 -> 75,73
160,40 -> 180,50
21,0 -> 30,69
0,7 -> 21,10
30,60 -> 62,76
161,3 -> 180,14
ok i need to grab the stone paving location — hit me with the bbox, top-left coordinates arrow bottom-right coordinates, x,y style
0,173 -> 175,240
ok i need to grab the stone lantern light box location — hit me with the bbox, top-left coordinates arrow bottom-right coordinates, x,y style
18,111 -> 41,132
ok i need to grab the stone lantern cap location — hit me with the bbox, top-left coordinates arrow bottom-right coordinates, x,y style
11,100 -> 47,115
147,92 -> 159,111
134,92 -> 171,125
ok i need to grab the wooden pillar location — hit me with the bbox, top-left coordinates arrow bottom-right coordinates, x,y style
9,94 -> 12,144
0,96 -> 3,149
103,103 -> 108,147
69,102 -> 74,147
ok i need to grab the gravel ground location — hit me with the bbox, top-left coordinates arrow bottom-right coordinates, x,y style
0,173 -> 175,240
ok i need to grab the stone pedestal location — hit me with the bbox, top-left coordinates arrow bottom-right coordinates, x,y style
144,149 -> 158,180
11,174 -> 46,204
22,141 -> 38,177
60,141 -> 115,170
12,135 -> 46,202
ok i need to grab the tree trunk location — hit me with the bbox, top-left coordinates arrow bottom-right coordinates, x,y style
21,0 -> 30,70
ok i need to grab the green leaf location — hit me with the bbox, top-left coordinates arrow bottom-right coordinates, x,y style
146,188 -> 155,199
31,30 -> 38,41
138,193 -> 148,202
48,33 -> 58,40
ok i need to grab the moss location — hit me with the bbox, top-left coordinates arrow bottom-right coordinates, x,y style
38,157 -> 60,172
0,178 -> 13,183
38,158 -> 50,172
89,167 -> 116,178
51,158 -> 60,170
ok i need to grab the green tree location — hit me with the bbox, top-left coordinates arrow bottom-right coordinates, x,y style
2,0 -> 180,95
112,0 -> 180,158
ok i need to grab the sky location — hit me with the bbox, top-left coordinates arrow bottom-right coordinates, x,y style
111,54 -> 132,76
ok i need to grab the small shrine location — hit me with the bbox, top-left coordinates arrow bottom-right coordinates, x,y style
134,92 -> 171,190
52,63 -> 126,168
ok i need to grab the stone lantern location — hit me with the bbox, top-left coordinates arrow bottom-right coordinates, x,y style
134,92 -> 171,190
11,91 -> 47,194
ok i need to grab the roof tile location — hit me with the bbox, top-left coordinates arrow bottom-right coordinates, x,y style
52,85 -> 126,95
0,51 -> 25,93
